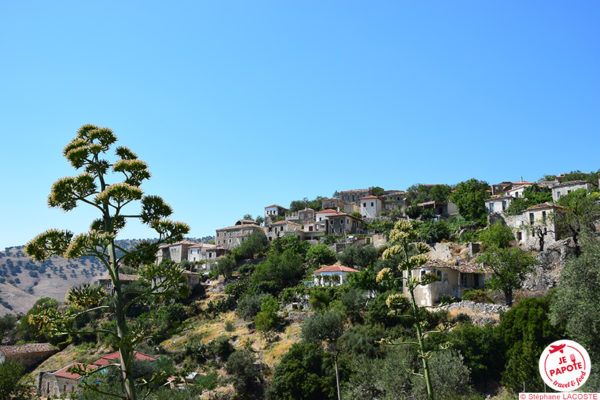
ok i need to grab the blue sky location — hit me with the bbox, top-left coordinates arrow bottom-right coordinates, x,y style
0,1 -> 599,249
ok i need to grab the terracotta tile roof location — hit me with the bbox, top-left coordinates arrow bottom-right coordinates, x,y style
53,363 -> 98,380
0,343 -> 57,355
423,259 -> 492,274
314,265 -> 360,274
93,351 -> 157,367
525,202 -> 567,211
338,189 -> 369,193
359,195 -> 379,200
316,209 -> 337,214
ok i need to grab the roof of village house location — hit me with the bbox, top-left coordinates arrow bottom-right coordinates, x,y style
217,224 -> 263,231
338,189 -> 370,193
159,240 -> 197,249
264,204 -> 288,210
506,183 -> 532,191
236,219 -> 257,225
423,259 -> 492,274
189,243 -> 218,249
325,212 -> 362,221
485,195 -> 513,201
359,195 -> 380,200
0,343 -> 57,355
93,351 -> 157,367
554,180 -> 592,188
314,265 -> 360,274
525,202 -> 568,211
270,220 -> 301,226
53,362 -> 98,380
97,273 -> 140,283
316,209 -> 337,214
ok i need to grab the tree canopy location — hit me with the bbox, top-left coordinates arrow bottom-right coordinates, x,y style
449,179 -> 490,223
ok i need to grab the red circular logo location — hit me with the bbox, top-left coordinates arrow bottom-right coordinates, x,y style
539,340 -> 591,391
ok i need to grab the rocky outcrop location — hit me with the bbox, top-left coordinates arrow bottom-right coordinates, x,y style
522,238 -> 573,292
436,300 -> 509,325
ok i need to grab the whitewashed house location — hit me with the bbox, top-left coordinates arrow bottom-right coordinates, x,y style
313,264 -> 359,286
360,195 -> 383,219
484,196 -> 513,214
264,204 -> 288,222
505,203 -> 567,250
406,260 -> 493,306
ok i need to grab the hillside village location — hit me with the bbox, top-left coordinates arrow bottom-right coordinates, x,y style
1,170 -> 600,399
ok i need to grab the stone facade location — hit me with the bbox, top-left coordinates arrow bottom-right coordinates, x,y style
0,343 -> 57,369
156,240 -> 196,264
505,203 -> 566,250
188,243 -> 228,269
265,220 -> 301,242
215,220 -> 264,250
551,180 -> 593,202
264,204 -> 288,223
325,212 -> 363,235
337,189 -> 372,204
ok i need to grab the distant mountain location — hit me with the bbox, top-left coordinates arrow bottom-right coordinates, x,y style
0,237 -> 213,315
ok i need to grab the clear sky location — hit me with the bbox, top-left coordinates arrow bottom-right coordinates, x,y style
0,1 -> 599,249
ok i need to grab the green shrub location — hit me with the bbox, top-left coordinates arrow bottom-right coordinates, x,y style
462,289 -> 493,303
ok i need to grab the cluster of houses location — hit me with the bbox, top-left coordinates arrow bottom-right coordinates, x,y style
153,178 -> 598,307
484,178 -> 597,250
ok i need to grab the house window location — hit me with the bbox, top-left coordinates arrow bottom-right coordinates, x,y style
517,231 -> 522,241
529,213 -> 534,224
461,274 -> 468,287
542,211 -> 547,223
363,203 -> 366,207
557,191 -> 561,198
502,200 -> 507,211
489,203 -> 494,212
371,202 -> 374,207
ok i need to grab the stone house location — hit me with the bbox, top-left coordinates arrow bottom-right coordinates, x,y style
417,200 -> 459,218
0,343 -> 58,369
285,207 -> 316,224
382,191 -> 406,213
325,212 -> 363,236
315,209 -> 337,222
406,260 -> 493,307
215,220 -> 264,250
360,195 -> 383,219
36,362 -> 98,398
96,273 -> 140,294
37,352 -> 157,398
188,243 -> 228,269
484,195 -> 513,214
265,220 -> 301,242
313,264 -> 359,286
264,204 -> 288,222
506,203 -> 567,250
321,198 -> 346,211
337,189 -> 372,204
505,183 -> 532,198
551,180 -> 593,202
156,240 -> 196,264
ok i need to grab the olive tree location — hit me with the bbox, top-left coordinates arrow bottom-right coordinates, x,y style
25,125 -> 190,400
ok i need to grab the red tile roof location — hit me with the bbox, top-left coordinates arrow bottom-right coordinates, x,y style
93,351 -> 157,366
314,265 -> 360,274
316,209 -> 337,214
359,195 -> 379,200
53,363 -> 98,380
